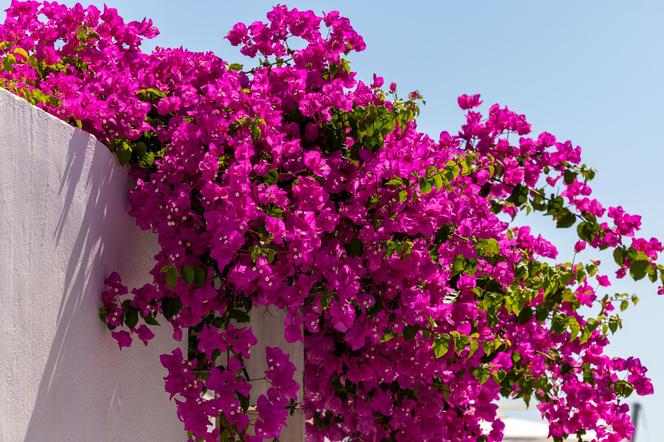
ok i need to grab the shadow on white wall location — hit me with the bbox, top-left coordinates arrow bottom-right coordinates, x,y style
0,89 -> 182,442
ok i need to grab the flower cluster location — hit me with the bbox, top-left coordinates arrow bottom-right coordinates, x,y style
1,2 -> 662,441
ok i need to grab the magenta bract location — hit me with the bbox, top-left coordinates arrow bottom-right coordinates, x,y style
0,2 -> 662,441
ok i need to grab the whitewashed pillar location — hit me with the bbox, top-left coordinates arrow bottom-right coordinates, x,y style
0,87 -> 305,441
0,88 -> 183,441
246,308 -> 305,441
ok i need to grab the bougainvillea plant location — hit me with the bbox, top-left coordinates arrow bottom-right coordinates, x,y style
1,1 -> 662,441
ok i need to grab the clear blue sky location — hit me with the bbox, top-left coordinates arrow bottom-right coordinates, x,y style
3,1 -> 662,439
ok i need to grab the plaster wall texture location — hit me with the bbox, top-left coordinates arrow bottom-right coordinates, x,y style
0,88 -> 183,442
245,308 -> 305,441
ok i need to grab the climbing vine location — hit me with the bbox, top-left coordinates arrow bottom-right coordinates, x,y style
1,2 -> 662,441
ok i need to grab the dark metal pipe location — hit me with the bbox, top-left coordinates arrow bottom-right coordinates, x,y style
632,402 -> 642,441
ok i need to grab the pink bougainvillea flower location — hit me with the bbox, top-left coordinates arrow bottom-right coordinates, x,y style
135,325 -> 155,346
457,93 -> 483,110
111,330 -> 132,350
0,2 -> 661,441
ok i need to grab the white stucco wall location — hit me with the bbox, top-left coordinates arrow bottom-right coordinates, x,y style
246,308 -> 305,441
0,88 -> 183,441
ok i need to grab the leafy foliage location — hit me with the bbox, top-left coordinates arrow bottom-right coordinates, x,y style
1,2 -> 662,441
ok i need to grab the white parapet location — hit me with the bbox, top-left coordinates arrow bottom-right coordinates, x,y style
0,88 -> 183,441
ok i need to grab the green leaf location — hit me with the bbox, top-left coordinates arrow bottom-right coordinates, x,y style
433,173 -> 444,190
344,238 -> 364,257
614,380 -> 634,398
124,308 -> 139,329
531,191 -> 547,211
144,314 -> 160,326
433,225 -> 453,245
433,334 -> 450,358
551,313 -> 568,334
160,264 -> 175,273
419,179 -> 433,194
160,264 -> 178,289
516,307 -> 533,324
263,169 -> 279,185
472,366 -> 491,384
403,325 -> 418,340
482,338 -> 499,356
385,177 -> 404,187
162,296 -> 182,319
181,266 -> 194,285
613,248 -> 625,266
250,122 -> 262,142
452,255 -> 465,275
568,316 -> 580,342
620,300 -> 629,312
250,246 -> 261,263
381,331 -> 395,343
563,169 -> 577,185
116,140 -> 132,165
629,259 -> 649,281
608,315 -> 621,334
546,195 -> 564,215
555,208 -> 576,228
454,333 -> 469,353
77,26 -> 88,41
476,238 -> 500,257
228,63 -> 244,71
398,190 -> 408,202
133,141 -> 147,158
2,53 -> 16,71
98,306 -> 111,328
13,47 -> 28,59
231,308 -> 250,323
535,307 -> 548,323
446,161 -> 461,180
507,185 -> 529,206
193,267 -> 207,287
165,268 -> 177,288
137,151 -> 155,168
321,292 -> 332,310
647,265 -> 658,283
577,221 -> 595,242
137,87 -> 167,100
467,340 -> 479,358
220,429 -> 232,442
